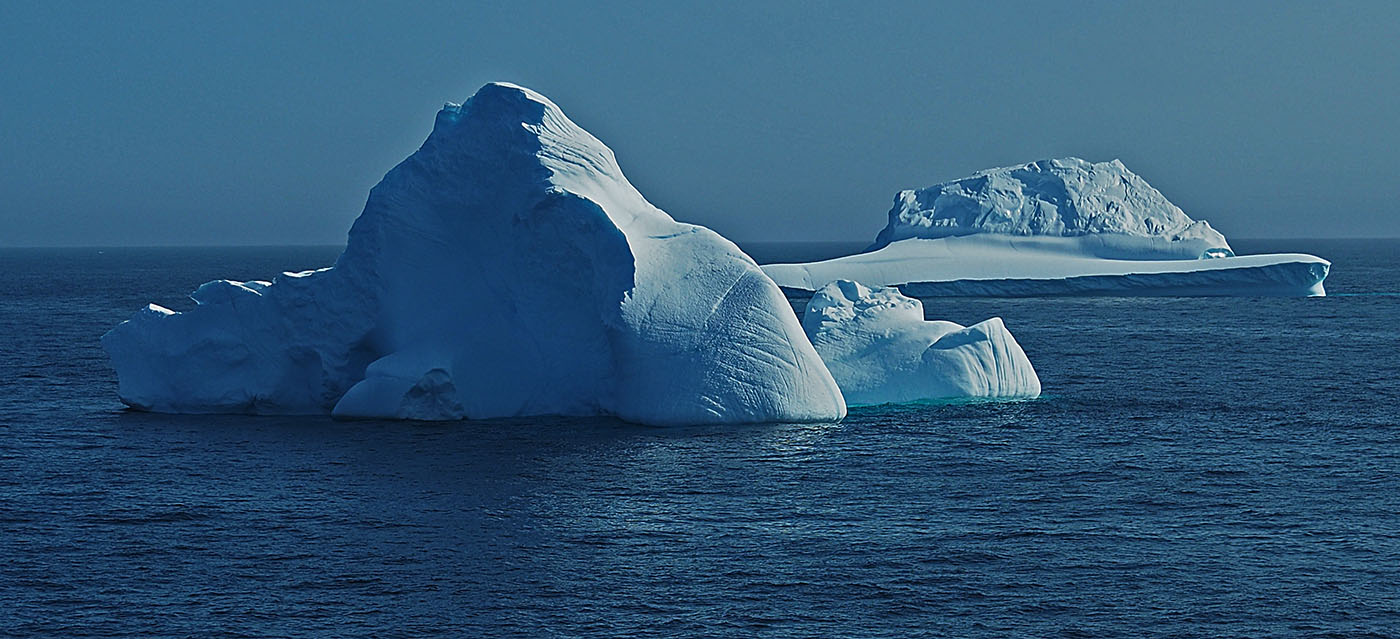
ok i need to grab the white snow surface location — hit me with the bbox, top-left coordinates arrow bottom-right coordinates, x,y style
872,157 -> 1230,259
103,82 -> 846,425
766,157 -> 1329,297
764,235 -> 1329,296
803,281 -> 1040,405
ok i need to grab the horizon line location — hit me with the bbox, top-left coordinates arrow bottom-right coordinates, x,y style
2,236 -> 1397,250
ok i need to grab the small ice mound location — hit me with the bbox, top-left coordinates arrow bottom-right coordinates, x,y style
803,280 -> 1041,406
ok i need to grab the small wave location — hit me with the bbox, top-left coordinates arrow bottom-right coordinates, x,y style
81,506 -> 213,525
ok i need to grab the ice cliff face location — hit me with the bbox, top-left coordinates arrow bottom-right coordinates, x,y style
803,281 -> 1040,405
871,158 -> 1230,258
103,82 -> 846,425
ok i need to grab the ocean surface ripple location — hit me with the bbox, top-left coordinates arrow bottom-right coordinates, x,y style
2,240 -> 1397,637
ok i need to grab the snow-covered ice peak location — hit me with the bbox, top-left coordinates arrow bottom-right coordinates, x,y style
762,159 -> 1327,296
872,157 -> 1230,254
802,280 -> 1040,405
103,82 -> 846,425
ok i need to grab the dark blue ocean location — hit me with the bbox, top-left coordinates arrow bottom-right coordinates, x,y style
2,239 -> 1398,638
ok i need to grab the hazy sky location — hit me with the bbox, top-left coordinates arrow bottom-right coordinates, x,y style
2,1 -> 1397,246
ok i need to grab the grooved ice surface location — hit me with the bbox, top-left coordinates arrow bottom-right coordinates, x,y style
103,83 -> 845,425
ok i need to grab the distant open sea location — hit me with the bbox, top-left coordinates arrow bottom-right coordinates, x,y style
2,239 -> 1398,638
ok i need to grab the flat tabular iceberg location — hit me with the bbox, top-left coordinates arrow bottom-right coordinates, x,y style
104,83 -> 846,425
764,158 -> 1329,296
804,280 -> 1040,405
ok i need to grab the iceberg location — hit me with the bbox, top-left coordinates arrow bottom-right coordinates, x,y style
763,158 -> 1329,296
103,83 -> 846,426
803,280 -> 1040,406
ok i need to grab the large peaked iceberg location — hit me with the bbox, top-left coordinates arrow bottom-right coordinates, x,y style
764,158 -> 1328,297
804,281 -> 1040,406
104,83 -> 846,425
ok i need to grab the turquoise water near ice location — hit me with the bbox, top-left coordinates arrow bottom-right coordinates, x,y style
2,239 -> 1397,637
